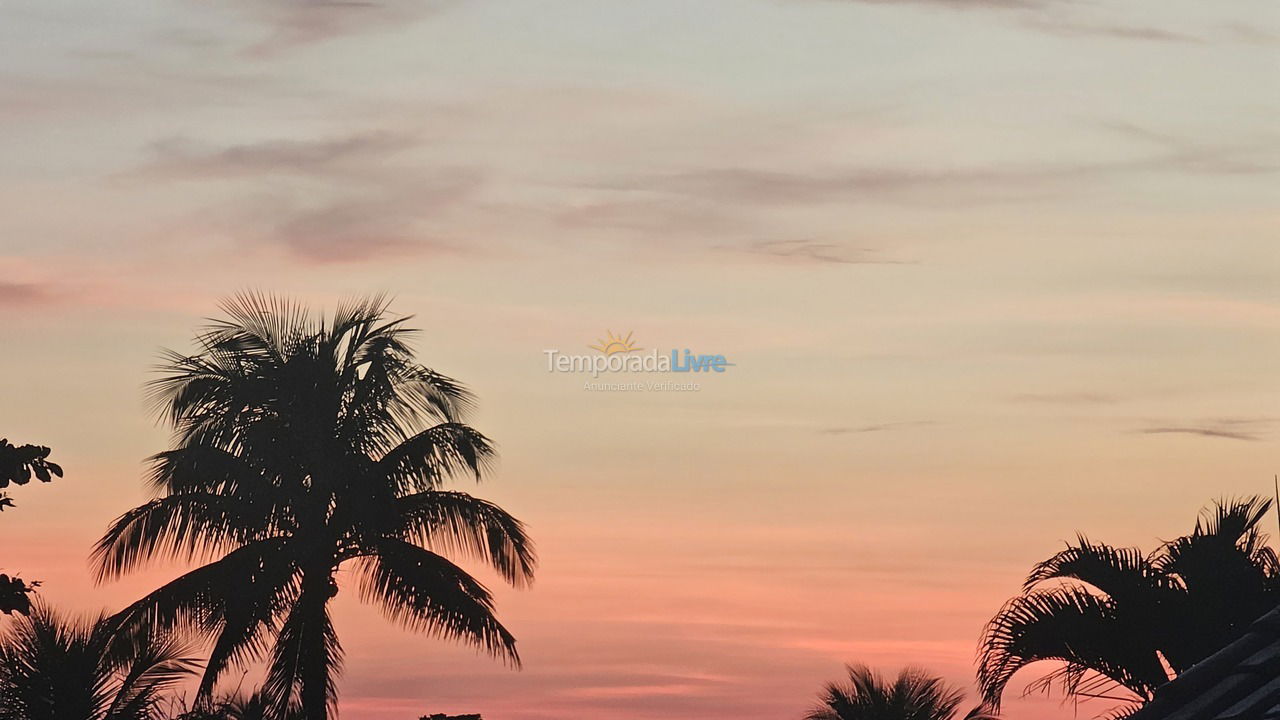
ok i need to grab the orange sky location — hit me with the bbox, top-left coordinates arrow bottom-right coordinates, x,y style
1,1 -> 1278,718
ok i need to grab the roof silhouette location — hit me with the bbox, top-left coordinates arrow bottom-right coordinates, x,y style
1131,606 -> 1280,720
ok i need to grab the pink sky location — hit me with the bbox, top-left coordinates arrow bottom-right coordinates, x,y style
2,1 -> 1278,718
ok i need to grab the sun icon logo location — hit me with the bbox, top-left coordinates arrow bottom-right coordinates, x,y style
589,330 -> 641,355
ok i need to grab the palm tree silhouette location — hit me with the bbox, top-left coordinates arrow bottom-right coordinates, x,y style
805,664 -> 994,720
978,496 -> 1280,715
170,690 -> 304,720
0,603 -> 197,720
92,294 -> 536,719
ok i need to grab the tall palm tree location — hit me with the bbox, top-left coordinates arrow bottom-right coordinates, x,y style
978,496 -> 1280,715
806,664 -> 994,720
92,294 -> 537,719
0,603 -> 197,720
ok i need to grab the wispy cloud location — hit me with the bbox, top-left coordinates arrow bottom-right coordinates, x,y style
1010,392 -> 1118,405
224,0 -> 457,53
2,60 -> 278,124
606,166 -> 1054,206
556,198 -> 741,236
1137,418 -> 1277,442
822,0 -> 1239,46
1221,23 -> 1280,46
134,129 -> 483,264
820,421 -> 934,435
136,131 -> 421,179
828,0 -> 1049,10
724,240 -> 912,265
606,132 -> 1279,207
278,209 -> 454,262
1022,18 -> 1201,43
1140,427 -> 1260,442
0,283 -> 51,307
255,168 -> 484,263
1100,122 -> 1279,176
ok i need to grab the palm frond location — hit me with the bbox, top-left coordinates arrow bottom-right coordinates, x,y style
1155,496 -> 1278,581
260,590 -> 342,719
92,493 -> 266,582
105,626 -> 201,720
390,490 -> 536,588
1025,536 -> 1170,601
1149,496 -> 1279,669
374,423 -> 496,493
354,539 -> 520,666
806,663 -> 977,720
193,547 -> 306,701
214,291 -> 315,366
110,538 -> 300,643
1099,700 -> 1148,720
977,587 -> 1163,709
0,603 -> 198,720
143,446 -> 266,497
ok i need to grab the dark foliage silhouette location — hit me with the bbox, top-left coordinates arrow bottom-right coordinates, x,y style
805,664 -> 994,720
167,690 -> 304,720
0,438 -> 60,614
93,294 -> 536,719
0,602 -> 197,720
0,438 -> 61,516
0,438 -> 62,495
0,574 -> 38,615
978,496 -> 1280,715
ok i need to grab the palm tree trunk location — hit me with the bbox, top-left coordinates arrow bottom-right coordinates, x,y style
298,573 -> 337,720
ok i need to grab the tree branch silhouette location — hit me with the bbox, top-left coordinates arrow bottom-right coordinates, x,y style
0,439 -> 62,615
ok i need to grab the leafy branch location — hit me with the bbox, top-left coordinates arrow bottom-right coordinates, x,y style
0,439 -> 61,615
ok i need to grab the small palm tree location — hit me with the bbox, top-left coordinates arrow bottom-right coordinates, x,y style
806,664 -> 994,720
978,496 -> 1280,714
93,294 -> 536,719
0,603 -> 197,720
168,690 -> 303,720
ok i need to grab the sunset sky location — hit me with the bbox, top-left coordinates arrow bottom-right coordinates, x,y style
2,1 -> 1278,718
